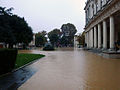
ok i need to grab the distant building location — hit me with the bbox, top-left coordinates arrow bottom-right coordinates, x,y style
29,34 -> 35,47
84,0 -> 120,51
0,43 -> 5,48
74,35 -> 79,48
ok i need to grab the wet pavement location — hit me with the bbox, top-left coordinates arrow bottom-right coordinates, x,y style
0,49 -> 44,90
0,58 -> 40,90
1,48 -> 120,90
17,48 -> 120,90
0,67 -> 36,90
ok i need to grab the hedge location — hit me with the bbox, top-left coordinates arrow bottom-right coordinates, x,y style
0,48 -> 18,75
43,45 -> 55,51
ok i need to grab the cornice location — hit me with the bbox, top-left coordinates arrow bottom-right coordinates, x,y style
85,0 -> 119,32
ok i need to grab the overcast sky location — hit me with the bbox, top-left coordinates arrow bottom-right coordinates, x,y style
1,0 -> 86,34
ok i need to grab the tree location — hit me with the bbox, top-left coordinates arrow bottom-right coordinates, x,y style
48,29 -> 62,47
0,7 -> 13,16
0,7 -> 15,48
61,23 -> 77,36
61,23 -> 77,46
35,31 -> 47,47
60,36 -> 69,47
0,26 -> 15,48
0,7 -> 33,48
40,30 -> 47,36
77,31 -> 85,46
9,15 -> 33,45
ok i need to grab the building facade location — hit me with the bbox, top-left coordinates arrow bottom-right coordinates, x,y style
74,35 -> 79,48
29,34 -> 35,47
84,0 -> 120,51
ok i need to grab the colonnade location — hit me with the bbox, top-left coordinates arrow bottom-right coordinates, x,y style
85,15 -> 115,50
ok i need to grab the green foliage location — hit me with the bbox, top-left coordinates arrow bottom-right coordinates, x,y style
43,43 -> 55,51
0,48 -> 18,75
48,29 -> 62,46
77,31 -> 85,45
61,23 -> 77,37
15,53 -> 45,68
0,7 -> 13,16
0,6 -> 33,48
9,15 -> 33,45
61,23 -> 77,46
60,36 -> 70,46
35,31 -> 47,47
0,26 -> 16,44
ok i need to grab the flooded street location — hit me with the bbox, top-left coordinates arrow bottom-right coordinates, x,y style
18,48 -> 120,90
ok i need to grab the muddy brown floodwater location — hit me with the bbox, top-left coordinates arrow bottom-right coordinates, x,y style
18,48 -> 120,90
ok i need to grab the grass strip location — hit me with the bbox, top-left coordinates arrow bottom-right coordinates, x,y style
15,53 -> 45,68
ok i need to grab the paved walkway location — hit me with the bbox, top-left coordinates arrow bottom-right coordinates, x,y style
0,55 -> 40,90
6,48 -> 120,90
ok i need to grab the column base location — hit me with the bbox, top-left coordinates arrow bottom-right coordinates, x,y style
97,47 -> 102,50
94,46 -> 97,49
93,47 -> 97,49
102,48 -> 107,51
117,50 -> 120,53
108,48 -> 116,53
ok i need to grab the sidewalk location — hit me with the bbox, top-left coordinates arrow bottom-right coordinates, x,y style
0,62 -> 38,90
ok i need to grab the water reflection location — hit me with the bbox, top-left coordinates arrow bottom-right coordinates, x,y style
19,48 -> 120,90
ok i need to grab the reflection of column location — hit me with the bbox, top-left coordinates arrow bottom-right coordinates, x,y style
91,29 -> 94,48
110,16 -> 115,49
98,23 -> 102,48
103,20 -> 107,49
94,26 -> 97,48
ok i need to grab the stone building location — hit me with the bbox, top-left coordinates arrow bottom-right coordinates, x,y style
84,0 -> 120,51
29,34 -> 35,47
74,35 -> 79,48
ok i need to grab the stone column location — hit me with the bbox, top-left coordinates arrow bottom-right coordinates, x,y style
103,20 -> 107,49
98,23 -> 102,48
86,32 -> 88,47
91,29 -> 94,48
90,30 -> 92,48
94,26 -> 97,48
85,32 -> 88,48
87,32 -> 89,48
110,15 -> 115,50
88,31 -> 90,48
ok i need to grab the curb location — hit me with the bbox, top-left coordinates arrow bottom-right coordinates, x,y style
0,56 -> 45,78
